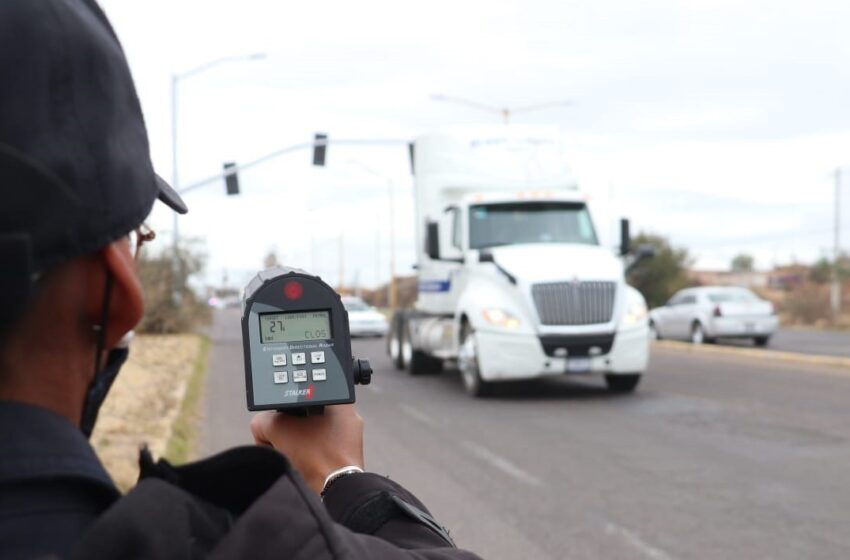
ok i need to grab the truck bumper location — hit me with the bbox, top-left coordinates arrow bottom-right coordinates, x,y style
475,322 -> 650,381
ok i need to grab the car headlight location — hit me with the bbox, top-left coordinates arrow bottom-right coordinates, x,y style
481,308 -> 521,328
622,302 -> 648,325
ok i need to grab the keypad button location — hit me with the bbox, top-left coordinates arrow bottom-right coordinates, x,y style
273,371 -> 288,384
310,351 -> 325,364
292,353 -> 306,365
312,368 -> 327,381
293,370 -> 308,383
272,354 -> 286,366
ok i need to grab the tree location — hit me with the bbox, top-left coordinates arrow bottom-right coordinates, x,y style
810,257 -> 832,284
810,253 -> 850,284
730,253 -> 754,272
136,238 -> 209,333
627,232 -> 695,309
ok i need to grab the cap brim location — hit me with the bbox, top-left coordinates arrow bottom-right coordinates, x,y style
155,175 -> 188,214
156,175 -> 189,214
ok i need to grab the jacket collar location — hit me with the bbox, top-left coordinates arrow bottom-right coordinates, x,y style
0,400 -> 119,498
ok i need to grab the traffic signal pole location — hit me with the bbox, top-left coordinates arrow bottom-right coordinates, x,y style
177,137 -> 408,195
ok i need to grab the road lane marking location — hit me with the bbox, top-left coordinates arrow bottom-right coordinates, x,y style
605,522 -> 674,560
399,404 -> 439,428
462,441 -> 542,487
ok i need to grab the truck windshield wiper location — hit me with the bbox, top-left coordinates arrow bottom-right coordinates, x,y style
478,250 -> 517,284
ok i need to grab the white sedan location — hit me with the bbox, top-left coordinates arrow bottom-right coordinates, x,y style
649,286 -> 778,346
342,297 -> 389,337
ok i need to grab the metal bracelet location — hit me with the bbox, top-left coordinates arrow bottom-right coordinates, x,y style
321,465 -> 364,498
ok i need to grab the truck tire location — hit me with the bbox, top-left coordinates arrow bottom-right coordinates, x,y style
605,374 -> 641,393
404,318 -> 443,375
387,312 -> 406,370
458,323 -> 492,397
753,336 -> 770,347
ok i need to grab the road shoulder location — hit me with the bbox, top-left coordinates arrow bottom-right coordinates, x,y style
653,339 -> 850,374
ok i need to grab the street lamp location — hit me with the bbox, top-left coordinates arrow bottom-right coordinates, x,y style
170,53 -> 266,258
430,94 -> 574,124
344,160 -> 398,310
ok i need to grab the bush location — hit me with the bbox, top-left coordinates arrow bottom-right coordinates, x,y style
136,239 -> 210,334
781,283 -> 832,326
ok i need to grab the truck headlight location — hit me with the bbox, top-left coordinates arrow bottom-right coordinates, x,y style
482,308 -> 521,329
622,302 -> 648,325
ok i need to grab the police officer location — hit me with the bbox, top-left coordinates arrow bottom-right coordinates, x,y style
0,1 -> 481,558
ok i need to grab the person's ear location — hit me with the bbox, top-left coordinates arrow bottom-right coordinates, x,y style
97,239 -> 144,348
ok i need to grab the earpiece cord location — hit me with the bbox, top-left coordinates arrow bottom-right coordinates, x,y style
92,271 -> 114,381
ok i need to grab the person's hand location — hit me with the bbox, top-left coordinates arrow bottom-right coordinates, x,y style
250,404 -> 364,494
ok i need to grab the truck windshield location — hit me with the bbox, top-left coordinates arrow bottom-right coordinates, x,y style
469,202 -> 598,249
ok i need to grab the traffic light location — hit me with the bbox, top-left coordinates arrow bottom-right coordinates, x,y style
224,162 -> 240,195
313,133 -> 328,166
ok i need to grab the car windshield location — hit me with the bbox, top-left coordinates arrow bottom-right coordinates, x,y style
469,202 -> 598,249
343,299 -> 370,311
708,289 -> 759,303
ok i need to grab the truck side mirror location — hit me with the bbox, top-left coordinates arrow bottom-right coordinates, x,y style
426,221 -> 440,260
620,218 -> 631,256
625,244 -> 656,274
636,244 -> 655,259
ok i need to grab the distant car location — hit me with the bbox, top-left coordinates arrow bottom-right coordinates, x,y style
649,286 -> 778,346
342,297 -> 389,337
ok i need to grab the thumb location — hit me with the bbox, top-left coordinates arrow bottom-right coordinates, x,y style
250,412 -> 275,446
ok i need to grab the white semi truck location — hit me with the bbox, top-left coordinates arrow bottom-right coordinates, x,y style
387,126 -> 652,396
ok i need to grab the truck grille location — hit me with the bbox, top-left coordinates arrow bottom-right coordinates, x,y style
532,281 -> 617,325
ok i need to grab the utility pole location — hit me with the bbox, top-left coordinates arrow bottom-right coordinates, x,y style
832,167 -> 842,321
375,229 -> 381,293
342,160 -> 399,309
388,178 -> 398,310
310,236 -> 316,273
169,53 -> 265,301
338,233 -> 345,293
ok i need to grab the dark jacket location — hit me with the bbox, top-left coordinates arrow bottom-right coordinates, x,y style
0,402 -> 481,559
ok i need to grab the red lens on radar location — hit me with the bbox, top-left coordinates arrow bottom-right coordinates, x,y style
284,280 -> 303,300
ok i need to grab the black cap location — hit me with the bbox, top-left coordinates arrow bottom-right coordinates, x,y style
0,0 -> 186,324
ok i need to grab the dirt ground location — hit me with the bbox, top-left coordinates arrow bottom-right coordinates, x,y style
91,334 -> 202,491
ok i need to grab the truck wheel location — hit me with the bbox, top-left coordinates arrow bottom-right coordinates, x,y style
387,312 -> 406,370
404,319 -> 443,375
605,374 -> 641,393
458,323 -> 492,397
753,336 -> 770,347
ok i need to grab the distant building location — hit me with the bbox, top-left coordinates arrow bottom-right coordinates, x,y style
688,270 -> 769,289
689,265 -> 809,291
766,265 -> 809,290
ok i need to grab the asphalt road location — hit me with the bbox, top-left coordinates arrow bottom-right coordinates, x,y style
720,328 -> 850,358
202,309 -> 850,559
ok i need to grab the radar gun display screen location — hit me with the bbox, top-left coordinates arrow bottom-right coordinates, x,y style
259,311 -> 332,344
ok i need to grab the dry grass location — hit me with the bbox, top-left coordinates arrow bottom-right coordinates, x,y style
91,334 -> 206,491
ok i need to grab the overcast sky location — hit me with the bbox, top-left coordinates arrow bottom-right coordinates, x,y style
100,0 -> 850,289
